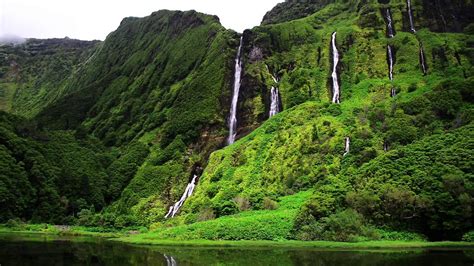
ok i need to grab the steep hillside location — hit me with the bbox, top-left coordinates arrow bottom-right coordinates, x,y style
0,0 -> 472,241
1,10 -> 239,225
170,0 -> 473,241
0,38 -> 99,117
261,0 -> 474,33
261,0 -> 337,25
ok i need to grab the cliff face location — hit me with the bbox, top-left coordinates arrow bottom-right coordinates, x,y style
262,0 -> 474,33
0,1 -> 472,240
180,0 -> 473,240
418,0 -> 474,32
33,10 -> 241,220
0,10 -> 238,224
261,0 -> 337,25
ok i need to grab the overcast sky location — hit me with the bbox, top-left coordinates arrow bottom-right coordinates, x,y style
0,0 -> 284,41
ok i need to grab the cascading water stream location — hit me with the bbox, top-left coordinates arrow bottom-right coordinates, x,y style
387,45 -> 394,81
330,32 -> 341,104
228,37 -> 243,145
165,175 -> 198,218
343,137 -> 350,157
383,8 -> 397,95
407,0 -> 416,33
419,44 -> 427,75
386,9 -> 395,38
406,0 -> 428,75
267,67 -> 281,117
269,87 -> 280,117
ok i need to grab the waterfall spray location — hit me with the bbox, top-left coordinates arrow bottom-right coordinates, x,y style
228,37 -> 244,145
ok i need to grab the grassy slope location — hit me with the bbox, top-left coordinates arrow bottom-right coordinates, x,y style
135,190 -> 312,241
0,0 -> 472,242
148,0 -> 473,240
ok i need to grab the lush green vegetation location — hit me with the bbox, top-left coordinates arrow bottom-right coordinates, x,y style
0,38 -> 98,117
0,111 -> 149,223
0,0 -> 472,244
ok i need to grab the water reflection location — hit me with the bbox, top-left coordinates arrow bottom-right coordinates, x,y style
0,233 -> 473,266
164,254 -> 178,266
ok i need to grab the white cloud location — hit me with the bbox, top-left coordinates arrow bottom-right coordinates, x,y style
0,0 -> 284,40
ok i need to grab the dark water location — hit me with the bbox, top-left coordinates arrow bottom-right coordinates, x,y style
0,233 -> 473,266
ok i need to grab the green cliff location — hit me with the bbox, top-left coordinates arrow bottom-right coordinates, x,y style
0,0 -> 472,241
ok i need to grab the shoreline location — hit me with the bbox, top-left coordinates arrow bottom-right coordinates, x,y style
1,228 -> 473,250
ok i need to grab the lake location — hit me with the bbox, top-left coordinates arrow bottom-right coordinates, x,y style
0,233 -> 473,265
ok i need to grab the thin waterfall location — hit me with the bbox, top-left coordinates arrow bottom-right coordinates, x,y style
383,8 -> 396,97
387,45 -> 394,81
419,44 -> 427,75
269,87 -> 280,117
343,137 -> 350,157
165,175 -> 198,218
407,0 -> 416,33
268,67 -> 281,117
385,9 -> 395,38
228,37 -> 244,145
330,32 -> 341,104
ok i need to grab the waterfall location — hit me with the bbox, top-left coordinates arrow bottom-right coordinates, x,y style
387,45 -> 394,81
384,8 -> 396,95
407,0 -> 416,33
165,175 -> 198,218
343,137 -> 350,157
330,32 -> 341,104
267,65 -> 278,83
391,88 -> 397,97
419,44 -> 427,75
267,67 -> 281,117
228,37 -> 244,145
386,9 -> 395,38
269,87 -> 280,117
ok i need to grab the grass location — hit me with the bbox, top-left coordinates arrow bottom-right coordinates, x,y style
146,190 -> 313,241
114,238 -> 474,250
0,224 -> 124,238
1,228 -> 473,250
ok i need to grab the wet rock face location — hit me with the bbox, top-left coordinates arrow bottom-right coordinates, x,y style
263,0 -> 473,33
419,0 -> 474,32
249,46 -> 264,62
